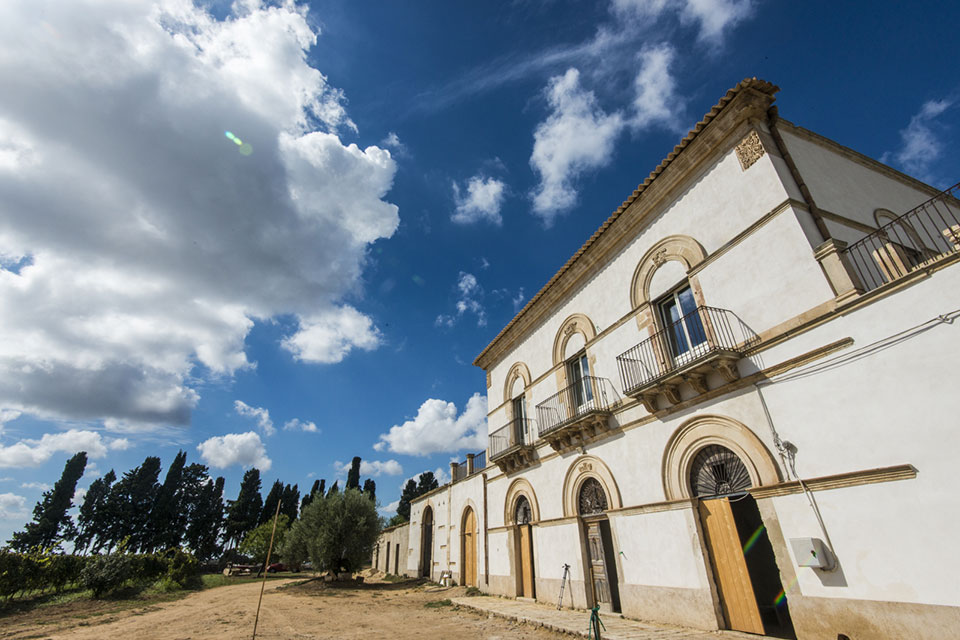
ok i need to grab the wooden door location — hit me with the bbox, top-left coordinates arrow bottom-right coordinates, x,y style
699,498 -> 764,634
463,508 -> 477,586
519,524 -> 534,596
585,521 -> 611,608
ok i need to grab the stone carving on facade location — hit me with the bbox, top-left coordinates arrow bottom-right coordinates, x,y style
651,247 -> 669,268
564,321 -> 578,336
735,130 -> 765,171
579,461 -> 593,473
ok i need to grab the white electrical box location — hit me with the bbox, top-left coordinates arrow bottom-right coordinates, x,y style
790,537 -> 833,570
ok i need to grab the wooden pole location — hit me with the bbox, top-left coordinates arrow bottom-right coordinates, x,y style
252,499 -> 282,640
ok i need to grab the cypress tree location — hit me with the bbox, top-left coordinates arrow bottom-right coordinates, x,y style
396,479 -> 418,522
345,456 -> 362,490
326,480 -> 339,496
8,451 -> 87,551
186,476 -> 224,561
300,479 -> 321,514
224,468 -> 262,547
259,480 -> 284,526
281,484 -> 299,522
149,450 -> 187,551
362,478 -> 376,503
416,471 -> 438,495
75,469 -> 116,554
117,456 -> 162,552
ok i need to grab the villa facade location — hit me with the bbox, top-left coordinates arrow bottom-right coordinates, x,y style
375,79 -> 960,639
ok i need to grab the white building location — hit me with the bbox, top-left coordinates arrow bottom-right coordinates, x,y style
378,78 -> 960,639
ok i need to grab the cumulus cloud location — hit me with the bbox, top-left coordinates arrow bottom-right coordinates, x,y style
375,393 -> 487,456
0,429 -> 124,468
529,69 -> 624,224
435,272 -> 486,328
334,459 -> 404,477
379,499 -> 400,516
630,44 -> 683,131
283,418 -> 319,433
0,492 -> 27,520
882,99 -> 954,185
234,400 -> 275,436
21,482 -> 50,491
282,306 -> 382,364
452,175 -> 507,225
196,431 -> 271,471
0,0 -> 398,431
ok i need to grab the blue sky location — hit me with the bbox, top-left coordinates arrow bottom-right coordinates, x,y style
1,0 -> 958,542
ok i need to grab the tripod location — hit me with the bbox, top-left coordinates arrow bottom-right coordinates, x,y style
557,563 -> 571,610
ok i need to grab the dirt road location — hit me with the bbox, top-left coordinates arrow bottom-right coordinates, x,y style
1,575 -> 568,639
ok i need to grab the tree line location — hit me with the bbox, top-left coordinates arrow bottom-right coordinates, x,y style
6,452 -> 377,564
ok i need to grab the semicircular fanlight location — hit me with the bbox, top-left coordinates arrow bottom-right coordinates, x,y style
515,495 -> 532,524
578,477 -> 608,515
689,445 -> 752,497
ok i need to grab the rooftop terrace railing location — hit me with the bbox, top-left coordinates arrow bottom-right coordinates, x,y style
536,376 -> 619,437
616,306 -> 748,397
843,182 -> 960,292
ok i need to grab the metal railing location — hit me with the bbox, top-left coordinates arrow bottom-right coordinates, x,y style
473,450 -> 486,472
843,182 -> 960,292
535,376 -> 620,437
452,463 -> 467,482
616,306 -> 748,396
489,418 -> 534,460
452,450 -> 486,482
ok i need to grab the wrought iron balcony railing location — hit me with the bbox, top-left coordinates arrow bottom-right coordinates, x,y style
843,182 -> 960,292
616,306 -> 748,398
536,376 -> 619,437
489,418 -> 534,460
451,450 -> 486,482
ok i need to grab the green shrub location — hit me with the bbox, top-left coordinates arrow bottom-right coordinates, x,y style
80,554 -> 133,597
0,551 -> 25,601
165,550 -> 200,589
47,554 -> 86,593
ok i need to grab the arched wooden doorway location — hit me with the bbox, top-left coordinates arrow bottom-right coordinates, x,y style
420,506 -> 433,579
461,507 -> 477,587
578,478 -> 621,613
514,495 -> 535,598
694,445 -> 795,638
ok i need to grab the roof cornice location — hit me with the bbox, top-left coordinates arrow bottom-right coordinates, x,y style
473,78 -> 779,370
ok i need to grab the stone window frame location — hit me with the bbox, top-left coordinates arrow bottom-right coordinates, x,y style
629,235 -> 709,336
502,361 -> 532,419
504,477 -> 541,525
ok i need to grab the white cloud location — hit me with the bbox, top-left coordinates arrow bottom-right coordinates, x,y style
630,44 -> 682,131
529,69 -> 624,224
21,481 -> 50,491
512,288 -> 526,312
0,1 -> 398,431
0,429 -> 123,468
282,305 -> 382,364
109,438 -> 130,451
435,272 -> 486,329
380,132 -> 409,157
334,458 -> 404,478
283,418 -> 319,433
0,492 -> 27,520
73,486 -> 87,507
883,99 -> 953,184
375,393 -> 487,456
234,400 -> 275,436
0,409 -> 21,426
196,431 -> 271,471
379,499 -> 400,516
612,0 -> 753,43
452,175 -> 507,225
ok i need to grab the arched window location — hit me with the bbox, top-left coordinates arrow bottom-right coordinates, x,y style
689,445 -> 752,497
515,495 -> 532,525
578,478 -> 608,515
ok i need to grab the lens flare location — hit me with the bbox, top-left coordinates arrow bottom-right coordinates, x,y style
225,131 -> 253,155
742,524 -> 766,555
773,574 -> 800,608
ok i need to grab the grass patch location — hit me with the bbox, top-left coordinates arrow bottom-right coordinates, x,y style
464,586 -> 481,596
424,599 -> 453,608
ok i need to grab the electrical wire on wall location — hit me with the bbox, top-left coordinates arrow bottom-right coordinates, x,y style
753,308 -> 960,570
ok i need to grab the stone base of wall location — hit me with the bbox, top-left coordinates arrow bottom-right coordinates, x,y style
618,583 -> 719,630
534,577 -> 589,611
791,594 -> 960,640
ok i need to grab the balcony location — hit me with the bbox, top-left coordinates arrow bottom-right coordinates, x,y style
842,182 -> 960,292
535,377 -> 620,453
616,306 -> 749,413
488,418 -> 536,473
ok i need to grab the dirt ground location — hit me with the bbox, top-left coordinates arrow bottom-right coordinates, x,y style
0,573 -> 569,639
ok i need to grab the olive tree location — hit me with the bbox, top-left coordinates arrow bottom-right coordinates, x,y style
283,488 -> 380,575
